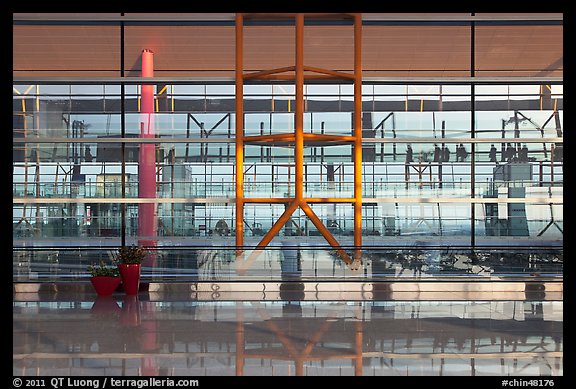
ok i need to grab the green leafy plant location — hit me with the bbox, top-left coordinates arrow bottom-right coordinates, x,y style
113,245 -> 148,265
88,260 -> 120,277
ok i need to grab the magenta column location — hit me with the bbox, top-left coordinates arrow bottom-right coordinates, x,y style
138,49 -> 157,254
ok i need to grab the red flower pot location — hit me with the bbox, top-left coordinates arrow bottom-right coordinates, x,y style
118,264 -> 141,295
90,276 -> 121,296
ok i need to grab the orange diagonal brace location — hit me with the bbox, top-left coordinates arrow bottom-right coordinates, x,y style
303,65 -> 355,80
302,319 -> 335,356
244,133 -> 295,143
254,74 -> 355,81
300,201 -> 352,265
235,248 -> 264,274
303,133 -> 356,143
244,66 -> 296,80
255,200 -> 300,250
250,302 -> 300,356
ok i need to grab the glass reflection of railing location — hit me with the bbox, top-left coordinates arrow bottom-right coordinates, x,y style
244,183 -> 293,197
13,182 -> 138,198
13,174 -> 561,200
15,180 -> 563,200
13,216 -> 123,238
13,180 -> 481,199
13,214 -> 562,239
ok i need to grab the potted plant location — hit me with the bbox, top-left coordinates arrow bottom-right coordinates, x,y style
88,261 -> 121,296
113,245 -> 148,295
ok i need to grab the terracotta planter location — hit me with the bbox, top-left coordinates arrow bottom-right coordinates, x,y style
118,264 -> 141,295
90,276 -> 121,296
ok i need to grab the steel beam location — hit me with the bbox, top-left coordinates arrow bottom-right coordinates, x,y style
295,13 -> 304,202
353,14 -> 363,248
235,13 -> 244,250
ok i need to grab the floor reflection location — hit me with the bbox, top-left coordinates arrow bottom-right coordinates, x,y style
13,298 -> 562,376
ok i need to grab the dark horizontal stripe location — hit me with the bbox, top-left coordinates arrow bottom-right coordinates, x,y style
14,19 -> 562,27
12,69 -> 563,73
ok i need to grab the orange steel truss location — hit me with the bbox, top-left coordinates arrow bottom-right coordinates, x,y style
235,13 -> 362,268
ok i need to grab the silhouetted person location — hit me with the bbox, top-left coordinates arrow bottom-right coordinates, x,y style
167,148 -> 175,164
433,144 -> 442,162
84,146 -> 93,162
552,144 -> 563,162
519,144 -> 529,162
405,145 -> 413,163
489,144 -> 497,162
442,145 -> 450,162
457,143 -> 468,162
505,143 -> 516,161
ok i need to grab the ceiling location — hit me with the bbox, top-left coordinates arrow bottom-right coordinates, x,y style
13,14 -> 563,79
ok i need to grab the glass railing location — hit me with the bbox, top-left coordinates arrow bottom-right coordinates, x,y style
12,246 -> 563,282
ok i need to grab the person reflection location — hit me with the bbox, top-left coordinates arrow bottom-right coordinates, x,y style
279,242 -> 304,306
405,144 -> 413,163
84,146 -> 93,162
442,145 -> 450,162
433,144 -> 441,162
552,144 -> 563,162
489,144 -> 498,163
456,143 -> 468,162
519,144 -> 529,162
505,143 -> 517,162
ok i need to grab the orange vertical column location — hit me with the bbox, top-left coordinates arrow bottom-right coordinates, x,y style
295,13 -> 304,203
353,14 -> 363,249
235,14 -> 245,250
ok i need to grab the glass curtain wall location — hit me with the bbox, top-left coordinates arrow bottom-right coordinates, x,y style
13,81 -> 563,248
13,13 -> 563,251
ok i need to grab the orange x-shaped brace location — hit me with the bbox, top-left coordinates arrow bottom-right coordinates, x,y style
235,13 -> 364,273
235,200 -> 361,274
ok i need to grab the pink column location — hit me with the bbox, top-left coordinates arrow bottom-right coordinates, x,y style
138,49 -> 157,257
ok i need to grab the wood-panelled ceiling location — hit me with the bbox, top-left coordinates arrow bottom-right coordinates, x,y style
13,16 -> 562,78
13,25 -> 121,76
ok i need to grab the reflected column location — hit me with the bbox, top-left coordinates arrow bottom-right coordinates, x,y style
235,302 -> 245,376
354,303 -> 363,376
141,301 -> 159,376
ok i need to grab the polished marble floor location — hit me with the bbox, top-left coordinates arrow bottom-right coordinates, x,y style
13,292 -> 562,376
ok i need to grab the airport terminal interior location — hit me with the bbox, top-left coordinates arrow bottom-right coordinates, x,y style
13,13 -> 562,377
